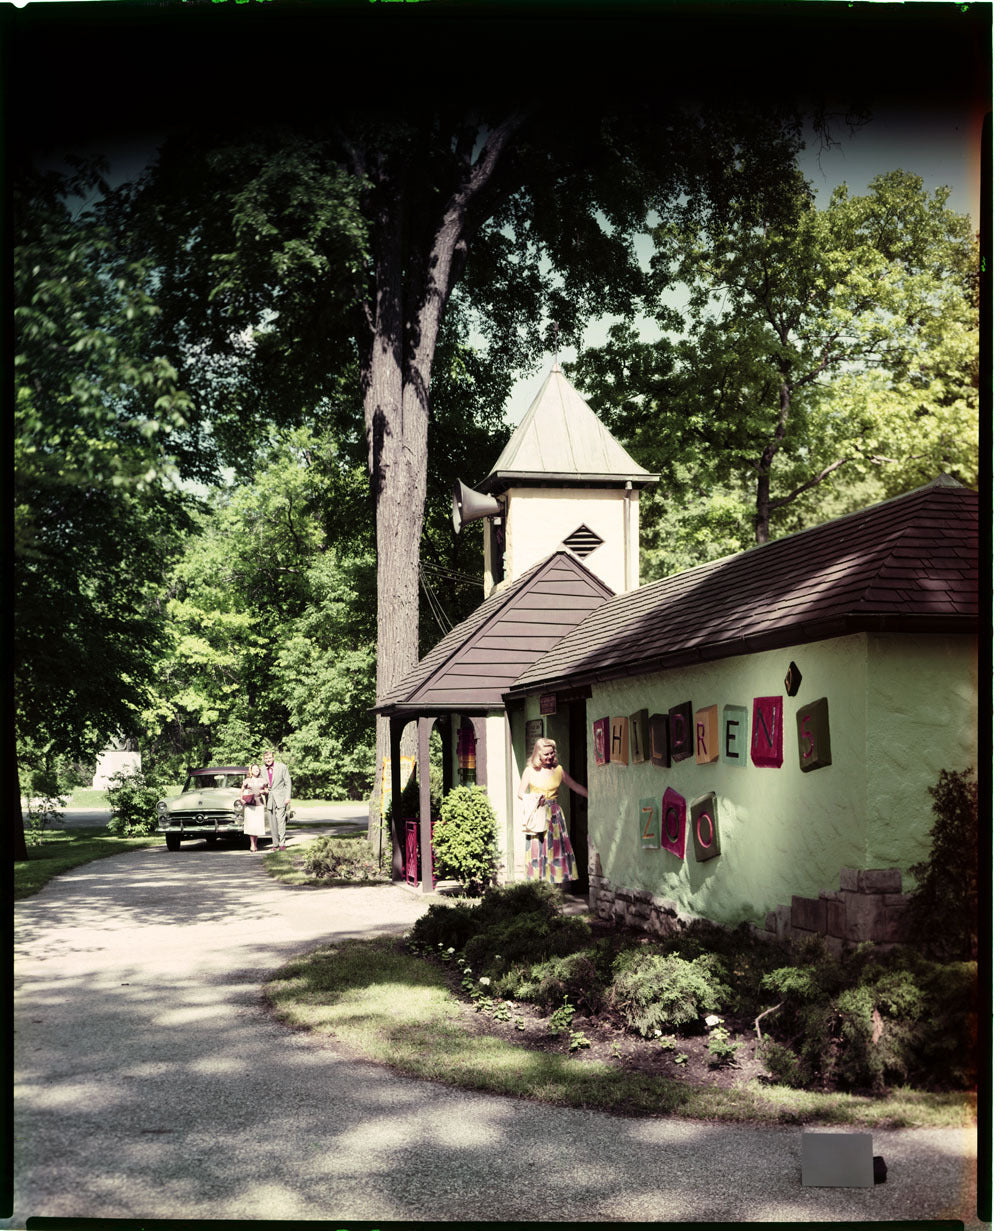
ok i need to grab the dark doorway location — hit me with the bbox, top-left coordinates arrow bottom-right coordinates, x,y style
567,699 -> 589,895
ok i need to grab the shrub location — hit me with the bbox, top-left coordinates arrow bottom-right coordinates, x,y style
301,835 -> 390,883
431,786 -> 500,894
757,941 -> 977,1094
905,767 -> 978,960
496,948 -> 608,1015
407,901 -> 480,953
106,767 -> 163,837
609,949 -> 729,1037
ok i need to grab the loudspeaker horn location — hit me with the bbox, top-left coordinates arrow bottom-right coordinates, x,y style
452,479 -> 502,533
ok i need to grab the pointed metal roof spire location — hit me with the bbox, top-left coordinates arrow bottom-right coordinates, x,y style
482,364 -> 658,493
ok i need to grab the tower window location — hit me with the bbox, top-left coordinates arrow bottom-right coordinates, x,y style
562,525 -> 604,558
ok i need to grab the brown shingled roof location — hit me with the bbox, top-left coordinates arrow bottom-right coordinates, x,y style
375,551 -> 613,714
506,479 -> 979,697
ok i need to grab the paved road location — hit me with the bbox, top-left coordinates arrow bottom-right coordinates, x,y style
9,841 -> 986,1225
32,802 -> 369,830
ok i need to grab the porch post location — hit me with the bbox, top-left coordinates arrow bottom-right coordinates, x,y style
440,715 -> 454,794
472,716 -> 488,788
418,715 -> 435,893
389,716 -> 405,881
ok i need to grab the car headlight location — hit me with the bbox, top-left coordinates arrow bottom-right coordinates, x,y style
233,798 -> 245,812
157,800 -> 168,814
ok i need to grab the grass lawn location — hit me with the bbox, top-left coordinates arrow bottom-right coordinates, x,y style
266,936 -> 977,1129
14,827 -> 163,900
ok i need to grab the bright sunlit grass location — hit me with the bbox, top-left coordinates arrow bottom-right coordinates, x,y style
265,937 -> 976,1127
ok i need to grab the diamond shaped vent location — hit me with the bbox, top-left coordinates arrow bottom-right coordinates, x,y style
562,524 -> 604,558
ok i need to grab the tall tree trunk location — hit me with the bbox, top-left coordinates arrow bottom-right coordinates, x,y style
14,757 -> 27,862
755,377 -> 793,544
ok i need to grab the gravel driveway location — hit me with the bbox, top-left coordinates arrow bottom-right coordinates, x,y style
8,839 -> 986,1224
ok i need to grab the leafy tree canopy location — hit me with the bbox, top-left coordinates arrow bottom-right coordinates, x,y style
569,164 -> 978,572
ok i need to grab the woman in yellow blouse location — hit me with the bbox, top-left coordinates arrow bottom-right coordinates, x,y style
518,737 -> 587,883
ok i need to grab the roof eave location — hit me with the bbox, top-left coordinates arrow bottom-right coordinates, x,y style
483,471 -> 660,493
503,612 -> 978,701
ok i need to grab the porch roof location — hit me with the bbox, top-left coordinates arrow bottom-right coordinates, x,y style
505,478 -> 980,697
375,551 -> 613,715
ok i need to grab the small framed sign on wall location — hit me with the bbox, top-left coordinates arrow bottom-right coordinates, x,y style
540,693 -> 558,716
525,718 -> 544,756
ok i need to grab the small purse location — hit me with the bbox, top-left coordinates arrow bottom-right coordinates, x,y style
520,794 -> 549,835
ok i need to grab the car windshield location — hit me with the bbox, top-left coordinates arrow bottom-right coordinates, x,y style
183,772 -> 247,792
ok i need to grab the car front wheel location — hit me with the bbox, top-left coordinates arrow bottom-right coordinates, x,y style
165,832 -> 182,852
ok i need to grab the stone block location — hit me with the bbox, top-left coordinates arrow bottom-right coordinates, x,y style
791,895 -> 827,933
821,935 -> 845,959
825,897 -> 848,939
628,901 -> 652,919
858,868 -> 902,894
790,926 -> 816,943
772,903 -> 792,940
633,888 -> 654,904
764,910 -> 778,933
819,889 -> 845,901
844,892 -> 886,943
840,867 -> 861,892
882,898 -> 910,943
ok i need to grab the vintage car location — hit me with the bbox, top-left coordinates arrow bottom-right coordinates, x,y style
156,765 -> 283,851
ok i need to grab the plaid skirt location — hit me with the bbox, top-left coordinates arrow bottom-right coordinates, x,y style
524,801 -> 578,884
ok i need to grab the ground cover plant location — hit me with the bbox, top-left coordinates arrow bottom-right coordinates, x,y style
404,883 -> 978,1103
266,833 -> 391,887
265,928 -> 974,1129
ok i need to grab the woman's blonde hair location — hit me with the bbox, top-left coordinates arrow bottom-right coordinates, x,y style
530,738 -> 558,769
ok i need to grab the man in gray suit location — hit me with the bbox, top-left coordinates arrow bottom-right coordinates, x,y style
262,749 -> 292,850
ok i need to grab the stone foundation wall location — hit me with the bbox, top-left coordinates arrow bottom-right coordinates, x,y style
589,867 -> 911,952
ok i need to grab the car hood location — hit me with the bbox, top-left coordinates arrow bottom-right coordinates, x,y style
163,788 -> 243,810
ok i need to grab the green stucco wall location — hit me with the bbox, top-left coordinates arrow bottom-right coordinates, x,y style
581,633 -> 977,926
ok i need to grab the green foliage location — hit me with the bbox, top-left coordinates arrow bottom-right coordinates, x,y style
548,996 -> 576,1036
757,942 -> 977,1093
300,835 -> 389,883
406,901 -> 481,954
14,159 -> 195,784
408,882 -> 976,1095
431,786 -> 500,894
105,767 -> 164,837
905,768 -> 978,960
706,1023 -> 742,1067
609,949 -> 729,1037
571,168 -> 979,562
496,949 -> 608,1015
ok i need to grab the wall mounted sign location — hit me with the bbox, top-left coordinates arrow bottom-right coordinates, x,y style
593,717 -> 610,765
525,719 -> 544,758
661,787 -> 686,860
695,705 -> 719,764
649,712 -> 670,768
722,704 -> 747,766
797,697 -> 833,772
610,716 -> 629,765
690,792 -> 721,861
630,709 -> 650,763
668,701 -> 694,762
784,661 -> 803,696
640,797 -> 659,849
540,693 -> 558,716
750,696 -> 783,768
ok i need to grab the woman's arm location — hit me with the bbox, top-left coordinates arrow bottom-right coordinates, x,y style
517,765 -> 535,800
561,769 -> 588,799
